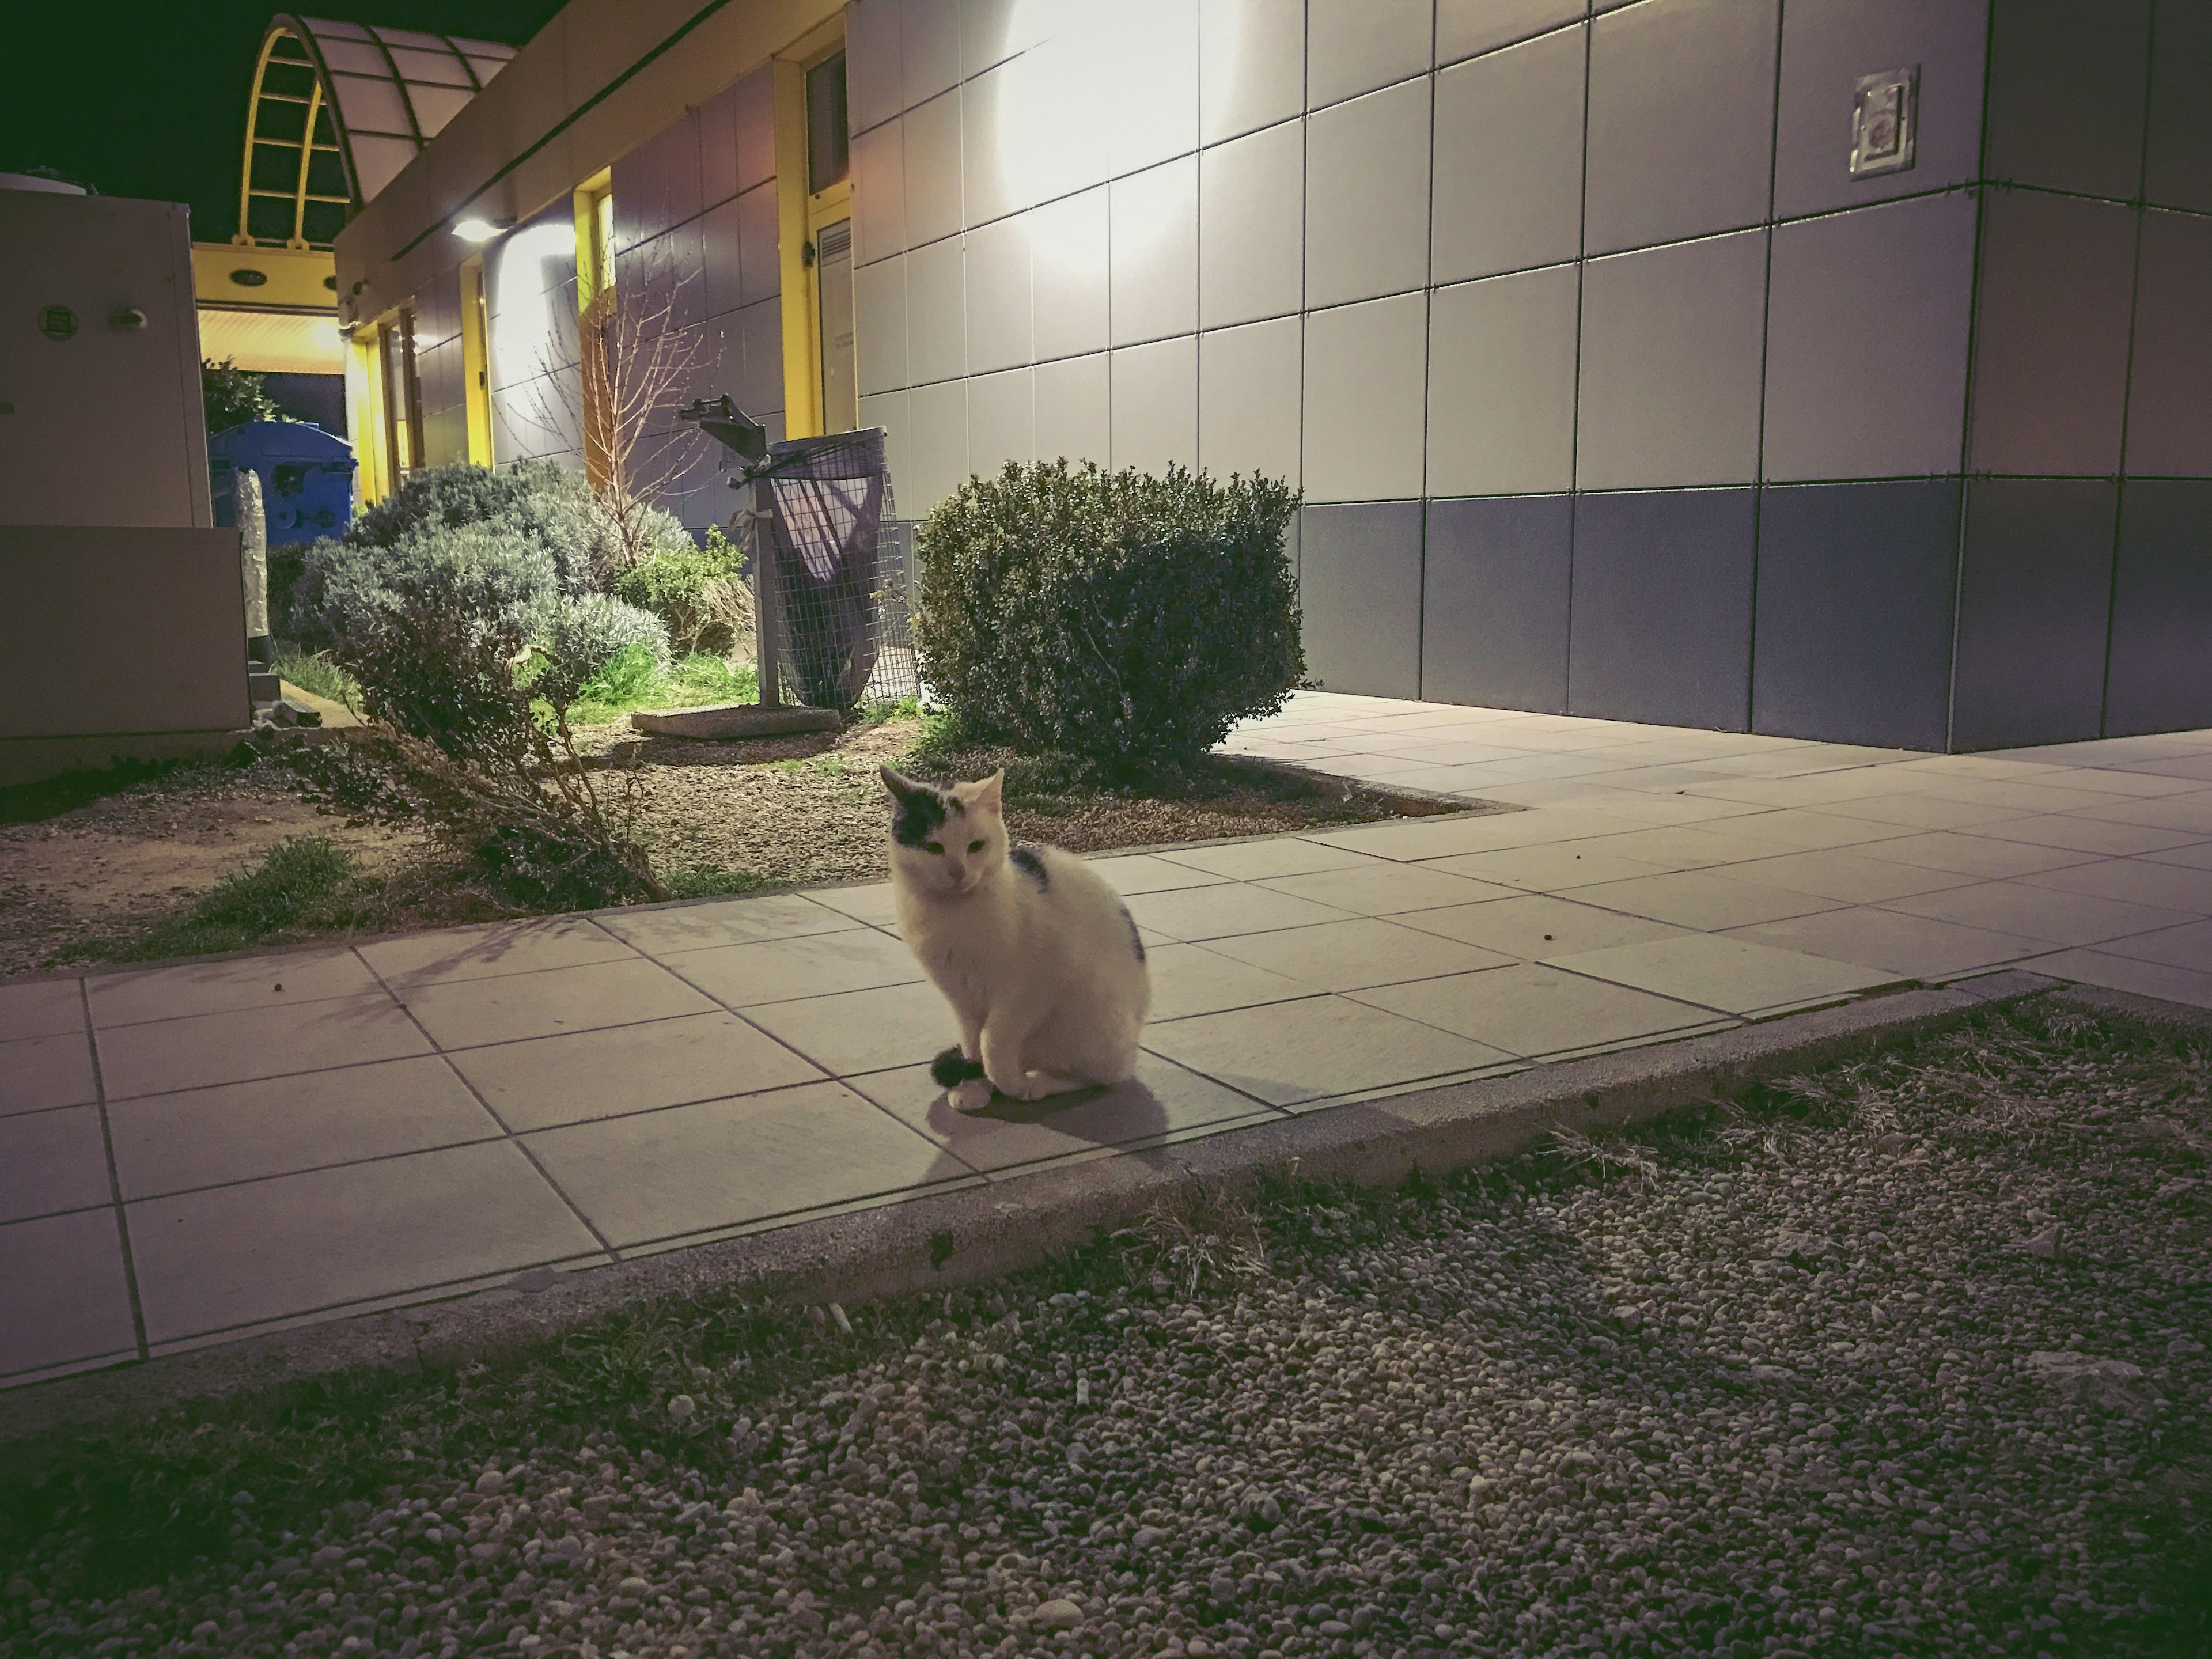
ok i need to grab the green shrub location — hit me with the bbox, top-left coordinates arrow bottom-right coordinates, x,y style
271,645 -> 355,706
345,460 -> 612,592
532,594 -> 672,710
608,525 -> 754,655
202,358 -> 285,434
912,461 -> 1302,777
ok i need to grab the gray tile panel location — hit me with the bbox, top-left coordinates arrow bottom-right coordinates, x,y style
1965,189 -> 2138,478
1438,0 -> 1588,66
1304,78 -> 1433,309
1751,480 -> 1961,753
1569,487 -> 1758,730
1432,26 -> 1587,285
1422,494 -> 1574,713
1300,502 -> 1426,700
1427,265 -> 1580,497
1576,230 -> 1768,490
2105,480 -> 2212,736
1982,0 -> 2150,200
1307,0 -> 1434,109
1949,479 -> 2119,751
1584,0 -> 1779,256
2146,0 -> 2212,210
1199,0 -> 1306,145
1771,0 -> 1992,219
2123,210 -> 2212,479
1761,191 -> 1976,482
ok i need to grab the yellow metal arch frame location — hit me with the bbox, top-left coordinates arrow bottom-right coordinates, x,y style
237,21 -> 357,249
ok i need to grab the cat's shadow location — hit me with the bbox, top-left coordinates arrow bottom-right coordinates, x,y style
919,1073 -> 1173,1158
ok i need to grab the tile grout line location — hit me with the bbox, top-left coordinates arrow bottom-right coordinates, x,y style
79,979 -> 150,1363
350,944 -> 623,1263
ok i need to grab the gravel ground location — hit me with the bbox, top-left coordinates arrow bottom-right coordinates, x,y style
5,1000 -> 2206,1659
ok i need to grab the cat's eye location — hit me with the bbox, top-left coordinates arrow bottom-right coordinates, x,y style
923,840 -> 944,855
968,839 -> 984,853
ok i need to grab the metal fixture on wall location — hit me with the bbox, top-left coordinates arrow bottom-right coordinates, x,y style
1850,66 -> 1919,179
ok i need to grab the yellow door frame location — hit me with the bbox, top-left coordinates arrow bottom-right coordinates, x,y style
774,22 -> 848,440
350,322 -> 391,504
459,256 -> 494,465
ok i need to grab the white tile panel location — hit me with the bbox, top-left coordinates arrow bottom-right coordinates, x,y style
1110,156 -> 1200,347
903,0 -> 963,109
1200,316 -> 1304,484
1034,351 -> 1112,467
1199,119 -> 1305,329
846,0 -> 904,132
1431,24 -> 1585,284
1303,292 -> 1429,502
1111,335 -> 1200,475
1427,263 -> 1580,497
903,91 -> 964,248
961,56 -> 1029,227
852,117 -> 907,264
1031,186 -> 1111,361
855,253 -> 908,395
904,234 -> 968,386
967,365 -> 1036,474
907,377 -> 971,509
1200,0 -> 1306,145
1308,0 -> 1433,108
1305,78 -> 1433,309
964,213 -> 1033,373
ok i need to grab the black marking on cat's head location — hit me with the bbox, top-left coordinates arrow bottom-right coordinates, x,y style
881,766 -> 964,849
931,1046 -> 985,1088
1009,844 -> 1048,891
1122,904 -> 1146,963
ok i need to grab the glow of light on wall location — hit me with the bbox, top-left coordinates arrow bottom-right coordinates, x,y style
486,219 -> 578,395
999,0 -> 1189,242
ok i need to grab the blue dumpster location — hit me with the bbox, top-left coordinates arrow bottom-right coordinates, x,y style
210,421 -> 356,541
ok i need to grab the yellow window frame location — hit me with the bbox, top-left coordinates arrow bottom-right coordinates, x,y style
774,26 -> 849,440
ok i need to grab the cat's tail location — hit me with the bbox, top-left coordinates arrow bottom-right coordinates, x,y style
931,1046 -> 986,1088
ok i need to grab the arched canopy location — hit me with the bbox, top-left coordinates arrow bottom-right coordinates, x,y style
238,14 -> 516,248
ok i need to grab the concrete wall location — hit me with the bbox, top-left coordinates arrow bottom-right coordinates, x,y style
0,527 -> 250,785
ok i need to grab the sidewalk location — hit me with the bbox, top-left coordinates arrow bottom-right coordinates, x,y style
5,692 -> 2209,1389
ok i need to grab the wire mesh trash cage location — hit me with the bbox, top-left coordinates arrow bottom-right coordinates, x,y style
756,430 -> 918,710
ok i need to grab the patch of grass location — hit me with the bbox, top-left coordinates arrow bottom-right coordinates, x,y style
657,864 -> 773,900
118,836 -> 360,960
271,645 -> 356,707
556,653 -> 759,726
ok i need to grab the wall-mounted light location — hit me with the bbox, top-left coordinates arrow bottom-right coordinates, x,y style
451,215 -> 510,244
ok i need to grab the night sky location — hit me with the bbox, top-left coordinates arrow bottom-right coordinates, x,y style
0,0 -> 568,243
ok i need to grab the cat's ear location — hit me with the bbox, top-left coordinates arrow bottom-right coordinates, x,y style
969,769 -> 1005,809
880,765 -> 921,800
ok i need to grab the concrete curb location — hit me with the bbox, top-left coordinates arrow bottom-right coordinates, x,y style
0,969 -> 2071,1452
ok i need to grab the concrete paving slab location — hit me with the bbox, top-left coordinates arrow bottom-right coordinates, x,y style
806,882 -> 900,926
1154,838 -> 1387,881
1393,893 -> 1690,959
1975,815 -> 2207,857
521,1080 -> 966,1249
1196,916 -> 1515,992
106,1056 -> 497,1199
664,927 -> 923,1008
741,980 -> 956,1076
592,893 -> 863,954
127,1140 -> 599,1345
1123,882 -> 1357,941
2016,856 -> 2212,912
86,948 -> 381,1028
1548,934 -> 1903,1017
0,1105 -> 112,1222
1724,907 -> 2046,981
1084,853 -> 1235,895
846,1052 -> 1275,1173
0,978 -> 84,1042
358,915 -> 639,987
1880,882 -> 2194,950
94,993 -> 429,1100
1423,842 -> 1674,892
2093,918 -> 2212,974
436,1013 -> 826,1132
1141,944 -> 1315,1021
1558,869 -> 1845,930
1709,847 -> 1981,904
0,1207 -> 137,1380
1253,861 -> 1520,915
2018,949 -> 2212,1010
0,1031 -> 98,1115
1142,994 -> 1513,1107
399,957 -> 718,1050
1348,964 -> 1731,1061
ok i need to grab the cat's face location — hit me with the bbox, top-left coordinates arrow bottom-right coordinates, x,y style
880,767 -> 1007,896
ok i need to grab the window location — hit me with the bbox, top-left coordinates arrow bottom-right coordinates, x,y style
806,52 -> 849,193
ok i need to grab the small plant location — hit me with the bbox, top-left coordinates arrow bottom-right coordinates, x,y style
609,525 -> 755,656
124,837 -> 358,959
270,645 -> 355,707
660,864 -> 772,899
913,461 -> 1302,779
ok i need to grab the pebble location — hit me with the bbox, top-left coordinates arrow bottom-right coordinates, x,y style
1032,1597 -> 1084,1631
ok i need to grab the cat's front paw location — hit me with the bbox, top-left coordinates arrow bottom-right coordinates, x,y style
949,1077 -> 995,1113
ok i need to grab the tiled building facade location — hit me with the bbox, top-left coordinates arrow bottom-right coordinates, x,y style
337,0 -> 2212,752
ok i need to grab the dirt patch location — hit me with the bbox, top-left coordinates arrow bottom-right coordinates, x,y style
0,760 -> 421,979
0,719 -> 1480,979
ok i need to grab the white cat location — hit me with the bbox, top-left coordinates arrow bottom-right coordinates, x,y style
880,766 -> 1151,1112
